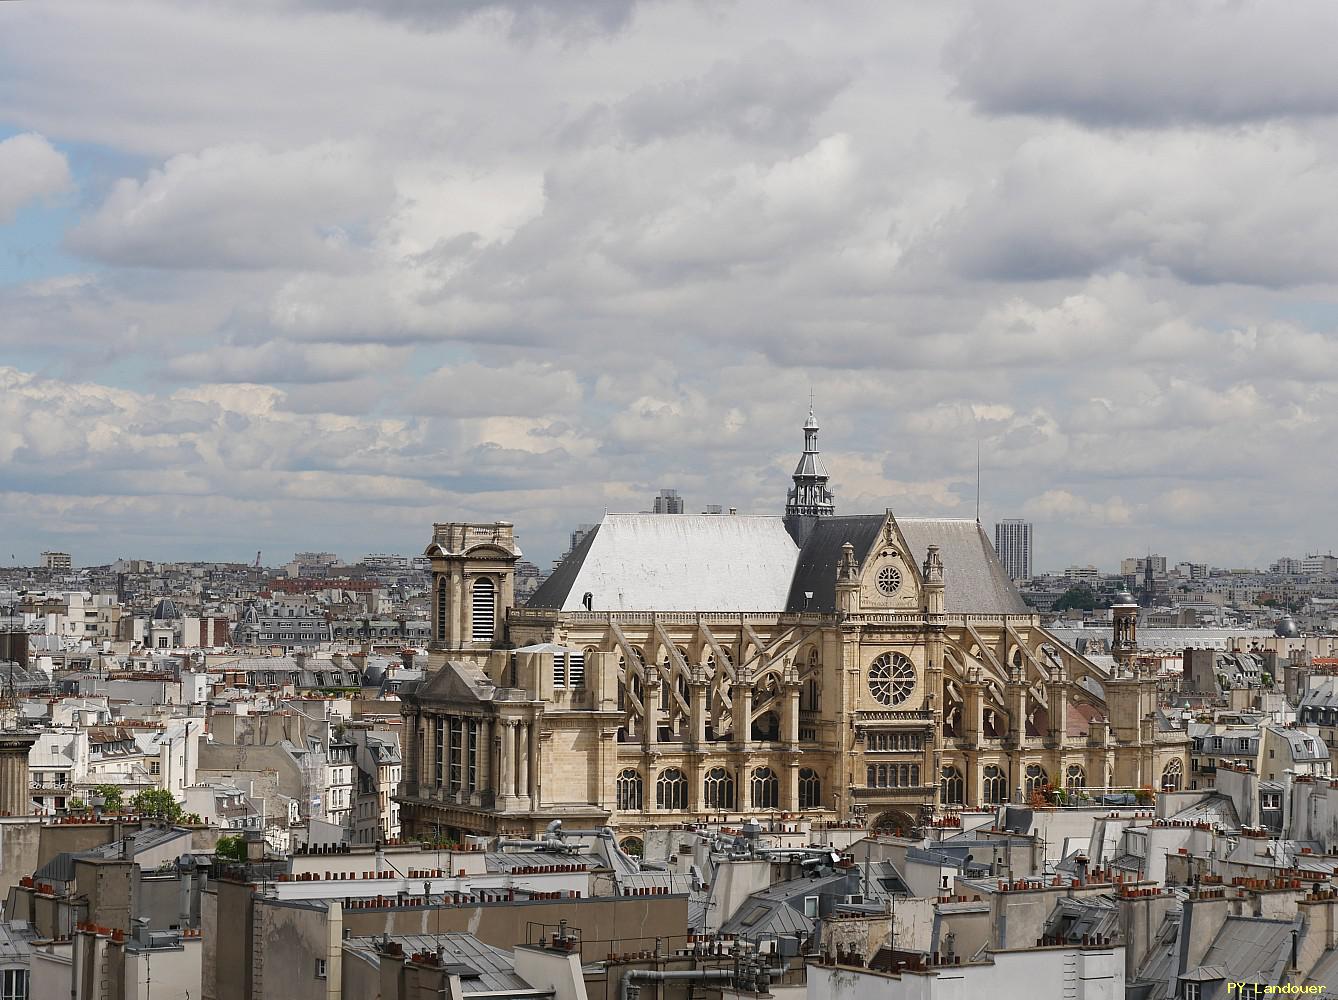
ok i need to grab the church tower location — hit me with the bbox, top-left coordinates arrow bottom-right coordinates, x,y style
784,405 -> 836,544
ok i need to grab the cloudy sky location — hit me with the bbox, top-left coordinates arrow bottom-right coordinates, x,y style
2,0 -> 1337,574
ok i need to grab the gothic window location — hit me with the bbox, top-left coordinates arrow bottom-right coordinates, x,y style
751,767 -> 779,809
434,718 -> 446,787
799,768 -> 821,810
868,652 -> 915,707
468,722 -> 479,792
1161,758 -> 1183,792
982,764 -> 1006,804
1024,764 -> 1049,798
435,578 -> 448,643
616,769 -> 643,811
703,767 -> 736,810
656,768 -> 688,810
940,765 -> 964,804
1065,764 -> 1086,792
470,578 -> 496,643
802,678 -> 820,712
876,565 -> 903,597
448,719 -> 464,793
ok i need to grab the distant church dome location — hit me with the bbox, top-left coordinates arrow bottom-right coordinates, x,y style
152,598 -> 181,621
1275,614 -> 1300,638
1111,588 -> 1137,607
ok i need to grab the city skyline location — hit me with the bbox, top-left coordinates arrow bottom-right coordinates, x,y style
6,2 -> 1338,574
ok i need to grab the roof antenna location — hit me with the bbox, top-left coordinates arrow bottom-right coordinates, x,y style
975,427 -> 982,525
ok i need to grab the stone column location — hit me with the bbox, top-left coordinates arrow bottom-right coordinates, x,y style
0,735 -> 35,817
733,673 -> 753,749
528,722 -> 541,809
516,722 -> 531,809
689,674 -> 708,748
478,719 -> 492,795
782,677 -> 801,746
783,756 -> 800,812
499,720 -> 516,805
642,676 -> 661,748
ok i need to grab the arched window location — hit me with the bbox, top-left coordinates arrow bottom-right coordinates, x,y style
867,764 -> 876,787
470,578 -> 495,644
435,577 -> 448,643
982,764 -> 1006,804
656,768 -> 688,810
703,767 -> 736,810
616,769 -> 643,811
619,836 -> 644,857
1024,764 -> 1049,798
1065,764 -> 1086,792
940,765 -> 964,804
1161,758 -> 1183,792
799,768 -> 821,810
750,767 -> 779,809
877,764 -> 888,787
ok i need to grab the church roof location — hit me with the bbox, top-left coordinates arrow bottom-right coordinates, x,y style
785,515 -> 885,613
897,518 -> 1032,615
527,513 -> 799,612
529,513 -> 1030,616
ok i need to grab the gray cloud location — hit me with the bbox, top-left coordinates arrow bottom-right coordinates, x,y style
5,0 -> 1338,571
948,0 -> 1338,126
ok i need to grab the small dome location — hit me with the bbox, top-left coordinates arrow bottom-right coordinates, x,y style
1112,588 -> 1137,606
152,598 -> 180,621
1275,614 -> 1299,638
361,661 -> 386,684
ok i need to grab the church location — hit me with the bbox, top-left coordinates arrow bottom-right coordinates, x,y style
395,409 -> 1188,848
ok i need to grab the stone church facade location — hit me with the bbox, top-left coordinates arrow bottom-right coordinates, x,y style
396,410 -> 1188,846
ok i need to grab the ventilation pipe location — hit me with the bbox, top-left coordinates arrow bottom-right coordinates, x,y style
621,969 -> 735,1000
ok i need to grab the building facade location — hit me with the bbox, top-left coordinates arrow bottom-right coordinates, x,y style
396,411 -> 1188,846
993,520 -> 1032,582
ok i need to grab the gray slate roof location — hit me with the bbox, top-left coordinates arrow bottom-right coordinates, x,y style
1198,916 -> 1296,986
897,517 -> 1031,614
345,933 -> 534,994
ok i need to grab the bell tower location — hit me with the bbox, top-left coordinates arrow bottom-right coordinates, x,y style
784,404 -> 836,544
424,521 -> 522,664
1111,587 -> 1139,671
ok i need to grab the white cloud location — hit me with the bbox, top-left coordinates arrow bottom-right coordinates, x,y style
0,132 -> 70,223
67,141 -> 391,270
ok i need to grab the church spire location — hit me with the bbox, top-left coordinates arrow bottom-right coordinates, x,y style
785,404 -> 835,532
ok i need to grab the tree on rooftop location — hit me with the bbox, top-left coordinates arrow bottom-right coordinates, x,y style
92,784 -> 123,812
133,788 -> 183,822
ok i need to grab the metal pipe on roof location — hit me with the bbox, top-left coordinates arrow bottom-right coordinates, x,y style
620,968 -> 735,1000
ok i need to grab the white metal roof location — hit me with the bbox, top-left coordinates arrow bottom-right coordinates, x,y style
554,513 -> 799,612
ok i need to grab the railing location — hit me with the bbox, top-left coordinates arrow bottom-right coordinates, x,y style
508,610 -> 795,624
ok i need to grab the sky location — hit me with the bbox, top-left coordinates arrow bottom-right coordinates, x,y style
3,0 -> 1338,574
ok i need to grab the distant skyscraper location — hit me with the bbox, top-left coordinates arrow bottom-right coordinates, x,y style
39,551 -> 71,571
993,520 -> 1032,581
652,489 -> 684,514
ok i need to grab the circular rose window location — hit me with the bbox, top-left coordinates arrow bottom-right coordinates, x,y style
876,565 -> 902,597
868,652 -> 915,706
